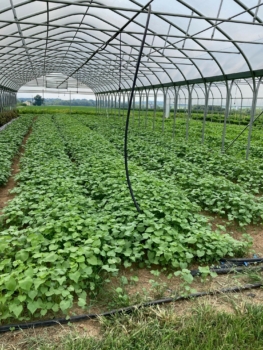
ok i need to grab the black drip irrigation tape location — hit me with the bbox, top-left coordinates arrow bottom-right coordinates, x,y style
0,283 -> 262,333
191,266 -> 263,277
124,4 -> 151,213
191,257 -> 263,275
221,258 -> 263,264
1,257 -> 262,333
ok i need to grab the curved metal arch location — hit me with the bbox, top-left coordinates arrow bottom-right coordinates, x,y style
0,6 -> 140,91
1,0 -> 263,97
54,3 -> 189,92
41,8 -> 156,90
131,0 -> 227,85
233,0 -> 263,23
212,82 -> 224,103
129,1 -> 203,87
173,3 -> 231,79
195,83 -> 207,102
178,0 -> 256,91
100,5 -> 172,90
0,49 -> 104,91
83,1 -> 187,90
39,13 -> 149,89
191,85 -> 203,109
131,0 -> 219,79
244,78 -> 254,94
167,86 -> 176,97
177,86 -> 188,111
233,81 -> 243,98
49,14 -> 150,91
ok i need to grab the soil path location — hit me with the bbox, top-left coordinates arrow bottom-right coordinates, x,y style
0,125 -> 34,215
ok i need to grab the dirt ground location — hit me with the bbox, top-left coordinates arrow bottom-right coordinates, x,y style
0,130 -> 31,215
1,127 -> 263,349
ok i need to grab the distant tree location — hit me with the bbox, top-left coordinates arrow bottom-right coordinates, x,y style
33,95 -> 44,106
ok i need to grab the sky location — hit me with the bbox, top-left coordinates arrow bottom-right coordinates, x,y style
17,93 -> 96,101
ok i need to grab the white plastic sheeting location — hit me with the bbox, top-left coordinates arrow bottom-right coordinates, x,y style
0,0 -> 263,93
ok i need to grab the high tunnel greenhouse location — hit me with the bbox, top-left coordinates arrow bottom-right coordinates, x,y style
2,0 -> 263,334
0,0 -> 263,157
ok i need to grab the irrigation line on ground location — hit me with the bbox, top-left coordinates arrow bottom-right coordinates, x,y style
0,282 -> 262,333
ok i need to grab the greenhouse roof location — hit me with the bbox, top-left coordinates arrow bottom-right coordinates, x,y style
1,0 -> 263,93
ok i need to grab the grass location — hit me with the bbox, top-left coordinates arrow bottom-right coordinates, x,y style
6,302 -> 263,350
5,107 -> 263,348
2,267 -> 263,349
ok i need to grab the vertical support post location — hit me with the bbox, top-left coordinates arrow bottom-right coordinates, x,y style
106,94 -> 109,118
139,92 -> 142,127
221,80 -> 234,152
220,94 -> 224,123
239,95 -> 243,125
70,91 -> 71,115
186,85 -> 194,141
172,87 -> 178,141
132,92 -> 135,126
229,94 -> 233,124
104,94 -> 107,117
202,82 -> 211,144
2,88 -> 4,113
195,93 -> 200,121
122,93 -> 125,124
118,92 -> 121,120
246,77 -> 262,159
210,95 -> 214,122
165,92 -> 170,119
153,89 -> 157,131
162,88 -> 166,133
145,90 -> 149,128
114,94 -> 117,120
108,94 -> 110,117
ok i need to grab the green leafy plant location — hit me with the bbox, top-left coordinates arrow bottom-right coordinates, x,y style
0,114 -> 252,321
0,115 -> 34,185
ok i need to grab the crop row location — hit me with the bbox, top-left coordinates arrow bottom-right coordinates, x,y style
111,111 -> 263,159
0,114 -> 250,321
0,116 -> 109,320
159,118 -> 262,159
0,115 -> 34,185
75,116 -> 263,225
131,122 -> 263,193
54,114 -> 248,265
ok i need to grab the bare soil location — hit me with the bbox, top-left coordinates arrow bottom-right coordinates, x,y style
0,130 -> 32,215
1,126 -> 263,348
205,212 -> 263,255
